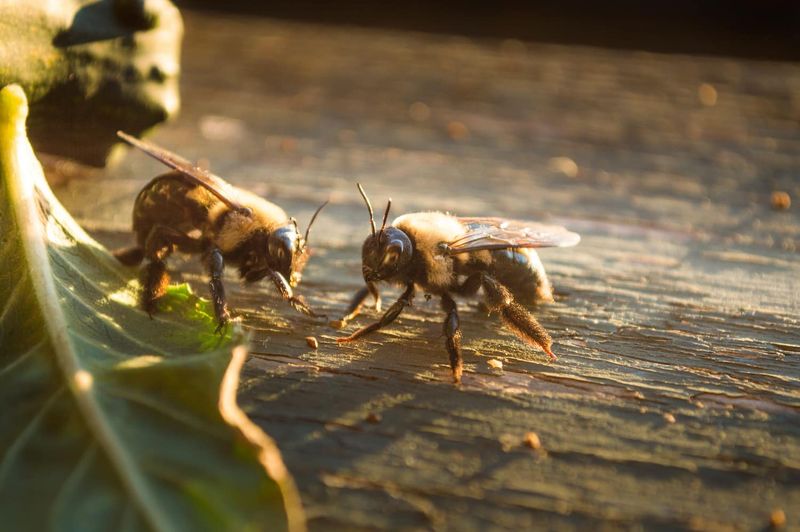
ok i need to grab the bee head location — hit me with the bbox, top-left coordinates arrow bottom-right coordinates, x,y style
361,227 -> 413,282
356,183 -> 413,282
264,199 -> 328,287
268,224 -> 300,283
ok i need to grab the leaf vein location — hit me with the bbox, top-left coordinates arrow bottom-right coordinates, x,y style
48,244 -> 200,328
0,337 -> 47,378
0,386 -> 66,485
100,384 -> 229,440
0,274 -> 25,323
58,286 -> 189,357
49,442 -> 99,528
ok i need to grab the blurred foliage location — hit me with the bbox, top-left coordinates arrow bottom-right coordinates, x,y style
0,0 -> 183,166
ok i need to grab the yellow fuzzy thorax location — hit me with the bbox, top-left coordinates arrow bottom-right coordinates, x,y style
392,212 -> 466,289
212,192 -> 289,253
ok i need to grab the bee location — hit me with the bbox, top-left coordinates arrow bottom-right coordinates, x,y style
335,184 -> 579,383
113,131 -> 327,330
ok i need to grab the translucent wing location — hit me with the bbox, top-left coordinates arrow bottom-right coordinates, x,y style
446,217 -> 580,254
117,131 -> 246,211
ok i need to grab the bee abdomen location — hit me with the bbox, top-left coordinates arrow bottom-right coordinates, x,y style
489,249 -> 553,304
131,172 -> 218,246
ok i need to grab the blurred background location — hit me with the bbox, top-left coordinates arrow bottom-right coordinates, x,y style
176,0 -> 800,60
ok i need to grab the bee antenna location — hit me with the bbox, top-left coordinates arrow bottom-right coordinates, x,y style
290,217 -> 299,234
357,183 -> 376,237
303,200 -> 329,247
379,198 -> 392,237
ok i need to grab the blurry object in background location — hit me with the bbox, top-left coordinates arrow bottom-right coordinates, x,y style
697,83 -> 718,107
0,0 -> 183,166
199,114 -> 246,142
548,156 -> 579,178
770,509 -> 787,529
771,191 -> 791,211
446,120 -> 469,141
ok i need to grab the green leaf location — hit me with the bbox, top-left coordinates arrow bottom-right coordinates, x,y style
0,84 -> 305,531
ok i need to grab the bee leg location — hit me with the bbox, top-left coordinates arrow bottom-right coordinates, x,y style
140,260 -> 170,317
140,225 -> 202,317
481,274 -> 555,360
441,293 -> 463,384
204,247 -> 231,333
337,283 -> 414,343
113,246 -> 144,266
330,282 -> 380,328
453,273 -> 482,296
266,269 -> 326,319
140,226 -> 176,316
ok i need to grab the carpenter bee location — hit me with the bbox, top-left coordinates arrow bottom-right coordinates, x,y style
335,184 -> 579,383
114,131 -> 327,330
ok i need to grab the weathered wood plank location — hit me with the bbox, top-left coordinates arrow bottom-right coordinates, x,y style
58,10 -> 800,530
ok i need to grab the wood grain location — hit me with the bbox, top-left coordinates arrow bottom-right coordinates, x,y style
57,10 -> 800,530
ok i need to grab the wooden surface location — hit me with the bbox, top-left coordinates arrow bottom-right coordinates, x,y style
54,10 -> 800,531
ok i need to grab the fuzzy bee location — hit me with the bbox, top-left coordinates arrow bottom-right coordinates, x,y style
113,131 -> 327,330
335,184 -> 579,383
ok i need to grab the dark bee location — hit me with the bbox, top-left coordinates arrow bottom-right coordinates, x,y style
114,131 -> 327,330
335,184 -> 579,383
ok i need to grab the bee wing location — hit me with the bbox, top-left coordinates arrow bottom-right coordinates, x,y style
117,131 -> 245,211
446,217 -> 580,254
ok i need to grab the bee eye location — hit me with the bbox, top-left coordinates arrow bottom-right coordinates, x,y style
380,249 -> 398,268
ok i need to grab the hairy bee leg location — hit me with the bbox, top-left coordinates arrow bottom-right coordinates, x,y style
140,225 -> 202,317
331,282 -> 381,328
441,293 -> 463,384
140,227 -> 175,316
204,247 -> 231,332
140,260 -> 170,317
481,274 -> 555,360
337,283 -> 414,343
266,269 -> 326,319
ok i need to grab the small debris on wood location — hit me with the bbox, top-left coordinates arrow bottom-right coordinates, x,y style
663,413 -> 677,424
548,156 -> 579,178
365,412 -> 382,424
769,508 -> 786,529
771,191 -> 791,210
305,336 -> 319,349
487,359 -> 503,370
698,83 -> 718,107
523,431 -> 542,450
447,121 -> 469,140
